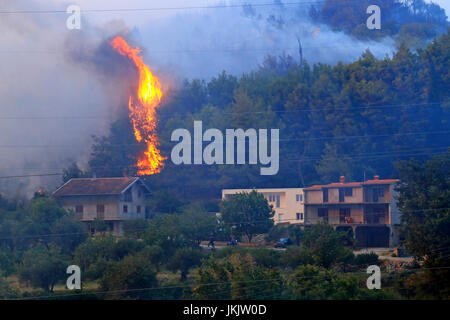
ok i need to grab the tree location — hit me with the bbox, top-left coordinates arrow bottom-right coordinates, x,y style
100,255 -> 158,299
193,253 -> 283,300
18,244 -> 67,292
73,235 -> 115,280
302,223 -> 355,268
62,162 -> 87,182
395,151 -> 450,298
167,247 -> 203,281
122,219 -> 149,239
180,205 -> 218,247
220,191 -> 274,243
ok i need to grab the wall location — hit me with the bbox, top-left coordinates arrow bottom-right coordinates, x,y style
60,195 -> 120,221
222,188 -> 305,225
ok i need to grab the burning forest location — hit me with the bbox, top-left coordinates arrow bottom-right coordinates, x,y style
109,36 -> 166,176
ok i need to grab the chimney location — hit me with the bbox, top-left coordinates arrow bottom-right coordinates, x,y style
340,176 -> 345,183
374,175 -> 379,180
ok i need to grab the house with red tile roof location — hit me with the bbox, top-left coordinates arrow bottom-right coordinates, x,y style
53,177 -> 151,235
303,175 -> 400,247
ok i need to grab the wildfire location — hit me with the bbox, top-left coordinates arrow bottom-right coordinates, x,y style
109,36 -> 166,175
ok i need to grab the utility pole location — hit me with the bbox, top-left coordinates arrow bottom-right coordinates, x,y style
296,35 -> 303,65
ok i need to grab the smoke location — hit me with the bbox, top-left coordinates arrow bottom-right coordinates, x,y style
0,0 -> 446,197
136,1 -> 395,79
0,0 -> 123,196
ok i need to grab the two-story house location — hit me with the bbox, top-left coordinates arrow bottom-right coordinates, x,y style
53,177 -> 150,235
222,188 -> 305,224
303,176 -> 400,247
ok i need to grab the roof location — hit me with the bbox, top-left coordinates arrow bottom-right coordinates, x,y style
53,177 -> 149,197
304,179 -> 399,191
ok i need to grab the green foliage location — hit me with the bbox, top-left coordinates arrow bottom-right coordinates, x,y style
311,0 -> 447,43
73,235 -> 116,280
0,276 -> 19,299
281,246 -> 315,268
167,247 -> 203,281
221,190 -> 274,243
150,190 -> 184,214
193,253 -> 283,300
18,244 -> 67,292
122,219 -> 149,239
265,224 -> 289,242
100,255 -> 158,299
395,151 -> 450,298
303,223 -> 355,268
180,205 -> 218,247
354,253 -> 380,267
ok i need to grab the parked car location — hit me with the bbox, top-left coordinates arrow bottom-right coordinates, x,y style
274,238 -> 292,248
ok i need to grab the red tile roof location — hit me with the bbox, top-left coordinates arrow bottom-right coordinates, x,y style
304,179 -> 399,190
53,177 -> 139,197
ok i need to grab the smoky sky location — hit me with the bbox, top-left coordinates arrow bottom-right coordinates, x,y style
0,0 -> 448,197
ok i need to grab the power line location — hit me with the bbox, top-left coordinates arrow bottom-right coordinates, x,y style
0,1 -> 345,15
0,102 -> 442,120
12,265 -> 450,300
0,130 -> 448,149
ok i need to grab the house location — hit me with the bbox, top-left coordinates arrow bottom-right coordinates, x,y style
303,175 -> 400,247
221,175 -> 400,248
222,188 -> 305,224
53,177 -> 151,235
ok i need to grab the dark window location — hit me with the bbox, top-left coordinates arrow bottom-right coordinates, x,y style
323,189 -> 328,202
339,208 -> 351,223
75,205 -> 83,213
137,205 -> 141,213
372,187 -> 384,202
339,188 -> 345,202
97,205 -> 105,219
123,205 -> 128,213
296,213 -> 304,220
138,190 -> 142,198
124,190 -> 133,202
318,208 -> 328,222
345,188 -> 353,196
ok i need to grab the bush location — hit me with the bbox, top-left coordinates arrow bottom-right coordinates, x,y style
354,253 -> 380,267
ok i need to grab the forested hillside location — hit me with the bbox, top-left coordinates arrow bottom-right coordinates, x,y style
85,29 -> 450,201
310,0 -> 448,45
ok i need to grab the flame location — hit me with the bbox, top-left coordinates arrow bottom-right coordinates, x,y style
109,36 -> 166,175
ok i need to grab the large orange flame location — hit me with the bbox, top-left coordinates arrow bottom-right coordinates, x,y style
109,36 -> 166,175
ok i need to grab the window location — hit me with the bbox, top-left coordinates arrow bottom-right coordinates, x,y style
124,190 -> 133,202
339,208 -> 351,223
296,194 -> 303,202
75,205 -> 83,213
123,205 -> 128,213
138,190 -> 142,198
97,204 -> 105,219
276,195 -> 280,208
278,213 -> 284,222
339,188 -> 345,202
318,208 -> 328,222
296,213 -> 304,220
137,205 -> 141,214
323,189 -> 328,202
372,187 -> 384,202
345,188 -> 353,196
